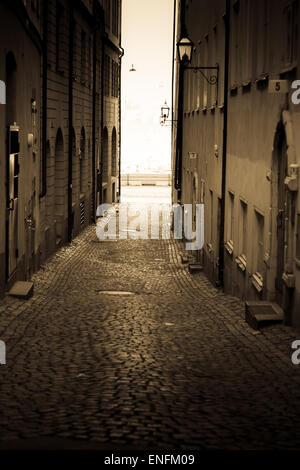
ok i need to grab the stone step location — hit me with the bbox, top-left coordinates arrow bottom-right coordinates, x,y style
245,301 -> 284,330
188,263 -> 204,273
8,281 -> 34,300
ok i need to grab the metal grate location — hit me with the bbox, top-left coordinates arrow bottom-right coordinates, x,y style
80,200 -> 85,225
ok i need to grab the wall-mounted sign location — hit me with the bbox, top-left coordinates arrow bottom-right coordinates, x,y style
268,80 -> 289,94
0,80 -> 5,104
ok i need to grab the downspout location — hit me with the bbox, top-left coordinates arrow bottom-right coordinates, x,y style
40,0 -> 48,198
99,33 -> 107,206
68,1 -> 74,242
218,0 -> 230,286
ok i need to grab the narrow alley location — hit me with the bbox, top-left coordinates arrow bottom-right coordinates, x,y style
0,192 -> 300,451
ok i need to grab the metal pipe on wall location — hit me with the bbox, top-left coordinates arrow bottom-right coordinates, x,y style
218,0 -> 230,286
68,1 -> 74,243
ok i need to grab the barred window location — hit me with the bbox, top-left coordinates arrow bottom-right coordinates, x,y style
104,54 -> 110,96
112,0 -> 119,37
56,1 -> 65,73
105,0 -> 111,30
283,0 -> 298,67
81,30 -> 86,85
111,60 -> 119,97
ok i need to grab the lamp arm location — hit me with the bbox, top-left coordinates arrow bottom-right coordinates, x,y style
185,65 -> 219,85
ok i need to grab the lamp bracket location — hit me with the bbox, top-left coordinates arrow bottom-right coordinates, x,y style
185,65 -> 219,85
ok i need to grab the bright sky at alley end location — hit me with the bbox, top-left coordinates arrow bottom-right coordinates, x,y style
121,0 -> 174,174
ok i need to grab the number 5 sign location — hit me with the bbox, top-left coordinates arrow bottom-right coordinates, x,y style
268,80 -> 289,93
0,80 -> 5,104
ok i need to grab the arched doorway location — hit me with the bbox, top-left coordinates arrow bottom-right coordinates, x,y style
271,120 -> 290,312
111,127 -> 117,177
71,128 -> 77,204
80,127 -> 86,195
102,127 -> 108,183
54,129 -> 65,241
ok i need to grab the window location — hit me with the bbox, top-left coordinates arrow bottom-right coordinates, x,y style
104,54 -> 110,96
105,0 -> 111,30
255,0 -> 270,76
87,36 -> 92,87
111,60 -> 119,97
81,30 -> 86,85
112,0 -> 119,37
255,210 -> 264,274
235,199 -> 247,271
227,192 -> 234,243
230,0 -> 240,87
240,0 -> 252,83
239,200 -> 247,257
56,2 -> 64,73
283,0 -> 298,67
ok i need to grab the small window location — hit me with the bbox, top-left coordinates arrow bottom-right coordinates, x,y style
81,30 -> 86,85
255,210 -> 264,274
239,200 -> 247,257
284,0 -> 298,67
227,192 -> 234,243
56,2 -> 64,73
105,0 -> 111,30
112,0 -> 119,37
104,55 -> 110,96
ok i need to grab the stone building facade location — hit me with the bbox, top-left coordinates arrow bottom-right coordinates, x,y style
101,0 -> 122,204
172,0 -> 300,326
0,0 -> 122,298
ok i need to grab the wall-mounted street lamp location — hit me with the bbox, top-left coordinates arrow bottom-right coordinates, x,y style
177,36 -> 219,86
160,100 -> 177,126
129,64 -> 136,72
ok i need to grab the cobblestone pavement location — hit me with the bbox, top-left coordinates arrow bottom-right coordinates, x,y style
1,202 -> 300,450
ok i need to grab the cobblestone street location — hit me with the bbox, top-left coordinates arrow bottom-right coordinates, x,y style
1,195 -> 300,450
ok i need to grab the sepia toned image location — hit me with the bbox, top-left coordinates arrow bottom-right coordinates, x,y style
0,0 -> 300,460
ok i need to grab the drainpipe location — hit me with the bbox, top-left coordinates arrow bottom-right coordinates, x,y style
91,1 -> 104,221
68,1 -> 74,243
40,0 -> 48,198
92,2 -> 97,222
99,33 -> 107,206
218,0 -> 230,286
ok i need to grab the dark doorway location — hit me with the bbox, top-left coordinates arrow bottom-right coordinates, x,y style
5,52 -> 19,282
